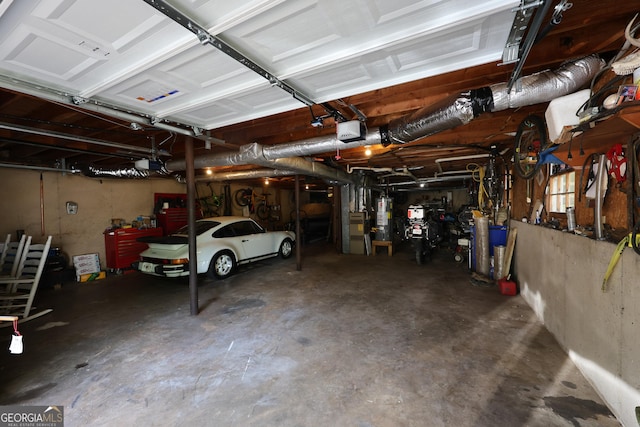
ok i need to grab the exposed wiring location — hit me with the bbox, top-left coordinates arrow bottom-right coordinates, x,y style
579,16 -> 640,114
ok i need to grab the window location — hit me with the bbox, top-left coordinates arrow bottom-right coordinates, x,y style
230,220 -> 264,236
546,170 -> 575,213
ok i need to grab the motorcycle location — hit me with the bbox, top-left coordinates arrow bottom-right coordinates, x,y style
406,205 -> 443,265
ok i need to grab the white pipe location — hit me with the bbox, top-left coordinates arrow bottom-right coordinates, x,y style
435,153 -> 491,164
435,169 -> 472,176
0,122 -> 155,155
0,75 -> 221,145
0,162 -> 78,174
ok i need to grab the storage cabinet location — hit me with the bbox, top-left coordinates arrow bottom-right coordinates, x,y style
154,192 -> 191,235
104,227 -> 163,271
157,208 -> 188,235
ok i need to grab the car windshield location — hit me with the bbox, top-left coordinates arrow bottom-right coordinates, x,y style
174,221 -> 220,236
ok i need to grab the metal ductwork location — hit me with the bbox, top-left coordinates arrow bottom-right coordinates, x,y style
254,156 -> 353,185
79,165 -> 154,179
381,55 -> 604,145
167,133 -> 381,184
196,168 -> 297,182
380,87 -> 494,146
168,55 -> 603,183
490,54 -> 604,110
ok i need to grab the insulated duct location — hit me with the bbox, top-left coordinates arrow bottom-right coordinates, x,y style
167,133 -> 381,184
168,56 -> 603,182
255,156 -> 353,185
196,168 -> 297,182
381,55 -> 604,145
79,165 -> 153,179
490,54 -> 604,110
78,163 -> 177,179
381,87 -> 494,145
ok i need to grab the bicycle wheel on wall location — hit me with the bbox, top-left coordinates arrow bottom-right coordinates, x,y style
234,188 -> 252,207
513,115 -> 548,180
256,203 -> 270,221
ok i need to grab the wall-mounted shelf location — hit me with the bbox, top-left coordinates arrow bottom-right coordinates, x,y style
561,104 -> 640,149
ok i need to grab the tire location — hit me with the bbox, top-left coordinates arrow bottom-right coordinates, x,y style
256,203 -> 270,220
208,251 -> 236,279
279,238 -> 293,259
513,115 -> 547,180
415,246 -> 424,265
234,188 -> 251,207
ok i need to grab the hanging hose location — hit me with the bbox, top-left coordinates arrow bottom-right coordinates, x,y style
578,153 -> 603,203
633,221 -> 640,255
467,163 -> 486,207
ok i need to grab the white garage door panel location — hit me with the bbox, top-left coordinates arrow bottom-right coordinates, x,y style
0,0 -> 519,131
286,12 -> 515,103
172,85 -> 303,129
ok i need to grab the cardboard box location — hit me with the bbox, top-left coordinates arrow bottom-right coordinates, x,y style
73,253 -> 101,276
78,271 -> 106,282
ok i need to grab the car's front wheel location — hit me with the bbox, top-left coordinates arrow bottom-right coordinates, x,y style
279,238 -> 293,259
208,251 -> 236,279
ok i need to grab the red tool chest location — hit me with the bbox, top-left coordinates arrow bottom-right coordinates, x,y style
104,227 -> 163,271
154,193 -> 190,235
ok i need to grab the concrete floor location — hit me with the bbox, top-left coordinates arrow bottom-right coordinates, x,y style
0,242 -> 620,427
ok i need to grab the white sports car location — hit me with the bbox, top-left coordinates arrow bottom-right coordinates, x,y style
134,216 -> 295,279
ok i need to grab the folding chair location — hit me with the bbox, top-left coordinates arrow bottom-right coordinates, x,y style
0,236 -> 52,322
0,234 -> 29,278
0,234 -> 10,266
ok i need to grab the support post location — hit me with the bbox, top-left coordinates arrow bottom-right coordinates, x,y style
185,137 -> 198,315
295,174 -> 302,271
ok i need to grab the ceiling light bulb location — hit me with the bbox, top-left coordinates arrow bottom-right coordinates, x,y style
264,178 -> 269,185
305,184 -> 309,190
206,169 -> 212,175
365,146 -> 372,156
420,183 -> 425,188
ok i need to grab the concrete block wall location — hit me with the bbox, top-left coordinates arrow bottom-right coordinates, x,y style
512,222 -> 640,427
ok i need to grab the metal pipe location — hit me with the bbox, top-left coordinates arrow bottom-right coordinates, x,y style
295,174 -> 302,271
195,169 -> 298,182
168,132 -> 379,171
387,174 -> 474,187
256,156 -> 353,185
169,138 -> 360,184
0,122 -> 155,155
435,153 -> 492,163
0,75 -> 222,145
185,137 -> 199,315
0,162 -> 78,174
434,169 -> 472,176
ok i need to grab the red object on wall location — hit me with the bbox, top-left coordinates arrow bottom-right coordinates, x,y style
104,227 -> 163,270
